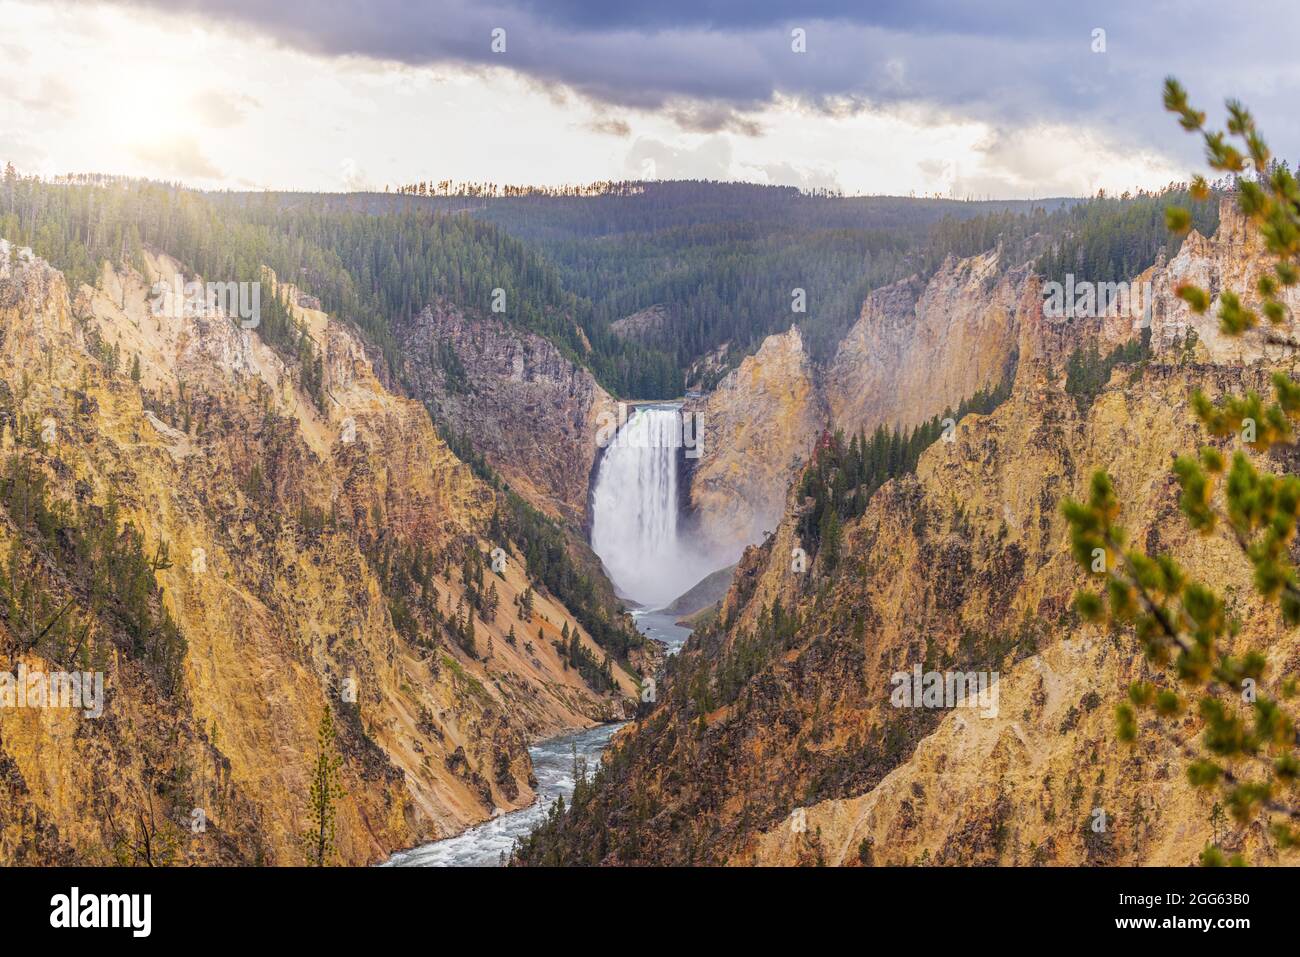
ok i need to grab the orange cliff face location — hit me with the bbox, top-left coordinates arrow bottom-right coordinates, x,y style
675,249 -> 1044,621
684,326 -> 824,560
0,241 -> 641,865
680,250 -> 1029,576
825,249 -> 1028,437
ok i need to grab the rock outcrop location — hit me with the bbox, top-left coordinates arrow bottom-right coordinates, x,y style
684,326 -> 823,558
1143,197 -> 1300,363
683,253 -> 1028,570
664,563 -> 737,620
610,304 -> 671,346
826,250 -> 1028,435
395,301 -> 617,528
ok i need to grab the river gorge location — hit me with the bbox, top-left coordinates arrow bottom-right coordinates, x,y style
385,406 -> 703,866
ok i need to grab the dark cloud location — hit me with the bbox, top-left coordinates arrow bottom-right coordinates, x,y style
667,104 -> 762,137
93,0 -> 1300,160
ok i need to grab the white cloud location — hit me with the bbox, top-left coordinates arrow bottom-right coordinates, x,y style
339,158 -> 372,191
130,135 -> 224,182
624,136 -> 733,181
0,0 -> 1196,198
191,89 -> 259,129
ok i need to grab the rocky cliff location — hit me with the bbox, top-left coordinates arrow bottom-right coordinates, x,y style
683,326 -> 824,559
0,242 -> 639,865
395,300 -> 617,528
826,250 -> 1028,435
681,252 -> 1028,573
517,197 -> 1300,867
610,304 -> 672,347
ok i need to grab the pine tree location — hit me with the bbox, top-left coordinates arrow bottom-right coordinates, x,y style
1064,84 -> 1300,862
818,505 -> 842,571
462,613 -> 476,658
303,708 -> 345,866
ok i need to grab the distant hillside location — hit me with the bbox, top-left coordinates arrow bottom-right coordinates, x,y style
246,181 -> 1081,370
664,564 -> 738,618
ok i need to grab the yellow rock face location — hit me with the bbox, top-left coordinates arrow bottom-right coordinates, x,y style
740,205 -> 1300,866
686,326 -> 825,556
826,249 -> 1027,435
746,365 -> 1300,866
0,245 -> 637,865
530,203 -> 1300,868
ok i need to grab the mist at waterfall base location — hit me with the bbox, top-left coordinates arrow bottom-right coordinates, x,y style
589,405 -> 728,610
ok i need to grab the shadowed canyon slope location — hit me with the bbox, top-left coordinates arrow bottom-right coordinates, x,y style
0,243 -> 640,865
395,300 -> 617,528
516,198 -> 1300,867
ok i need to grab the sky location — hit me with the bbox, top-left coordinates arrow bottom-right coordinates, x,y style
3,0 -> 1297,198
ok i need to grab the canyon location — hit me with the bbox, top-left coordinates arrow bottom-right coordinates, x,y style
515,197 -> 1300,867
3,182 -> 1292,871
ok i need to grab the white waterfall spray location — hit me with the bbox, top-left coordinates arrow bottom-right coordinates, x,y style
590,405 -> 717,609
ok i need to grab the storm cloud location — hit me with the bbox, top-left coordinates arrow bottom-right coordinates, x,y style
69,0 -> 1300,172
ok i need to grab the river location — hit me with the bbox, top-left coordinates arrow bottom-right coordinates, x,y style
381,722 -> 622,867
382,611 -> 691,867
630,608 -> 692,655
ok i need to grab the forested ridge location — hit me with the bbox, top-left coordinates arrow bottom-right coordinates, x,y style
256,178 -> 1230,375
256,181 -> 1078,368
3,168 -> 1234,403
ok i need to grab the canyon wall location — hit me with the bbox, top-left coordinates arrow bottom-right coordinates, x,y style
825,249 -> 1028,436
683,326 -> 823,561
683,250 -> 1030,580
0,244 -> 638,865
521,197 -> 1300,867
396,300 -> 617,528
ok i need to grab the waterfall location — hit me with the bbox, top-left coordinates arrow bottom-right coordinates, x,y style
590,405 -> 714,609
